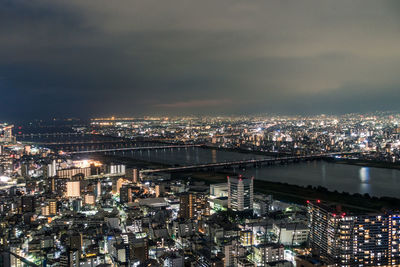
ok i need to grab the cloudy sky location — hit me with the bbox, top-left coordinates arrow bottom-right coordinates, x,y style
1,0 -> 400,120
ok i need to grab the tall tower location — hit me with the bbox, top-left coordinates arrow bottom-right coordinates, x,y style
228,175 -> 253,211
179,193 -> 194,219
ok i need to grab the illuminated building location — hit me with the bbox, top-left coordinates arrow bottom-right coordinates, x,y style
107,164 -> 125,175
155,184 -> 164,197
10,246 -> 22,267
273,222 -> 309,246
210,183 -> 228,198
42,205 -> 50,216
178,193 -> 194,219
84,194 -> 95,205
43,160 -> 57,178
252,244 -> 284,265
228,176 -> 253,211
57,167 -> 91,179
66,181 -> 81,198
240,230 -> 253,246
0,124 -> 15,143
179,192 -> 209,220
49,199 -> 57,215
95,181 -> 101,199
307,200 -> 400,266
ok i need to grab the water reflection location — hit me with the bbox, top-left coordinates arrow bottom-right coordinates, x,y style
212,149 -> 217,163
113,147 -> 400,198
321,164 -> 326,183
359,167 -> 370,184
359,167 -> 371,195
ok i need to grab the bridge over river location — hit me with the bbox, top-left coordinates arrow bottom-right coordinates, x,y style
139,152 -> 356,174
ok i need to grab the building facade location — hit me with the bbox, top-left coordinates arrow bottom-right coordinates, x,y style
228,176 -> 253,211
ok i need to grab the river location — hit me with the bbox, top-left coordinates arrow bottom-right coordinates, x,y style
104,146 -> 400,198
23,132 -> 400,198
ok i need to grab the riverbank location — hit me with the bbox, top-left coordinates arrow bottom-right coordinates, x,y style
173,170 -> 400,213
83,152 -> 400,213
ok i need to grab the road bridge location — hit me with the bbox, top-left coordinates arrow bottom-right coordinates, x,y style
16,132 -> 82,138
139,152 -> 355,174
34,140 -> 134,145
67,144 -> 203,154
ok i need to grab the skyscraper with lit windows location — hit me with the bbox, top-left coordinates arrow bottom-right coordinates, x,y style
228,175 -> 253,211
307,200 -> 400,266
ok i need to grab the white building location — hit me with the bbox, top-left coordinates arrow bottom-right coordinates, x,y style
273,222 -> 309,246
228,176 -> 253,211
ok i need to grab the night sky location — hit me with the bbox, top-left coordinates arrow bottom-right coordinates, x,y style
1,0 -> 400,120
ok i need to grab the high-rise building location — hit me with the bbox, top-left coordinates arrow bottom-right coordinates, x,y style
307,200 -> 400,266
96,181 -> 102,199
227,176 -> 253,211
179,193 -> 194,219
66,181 -> 81,198
179,192 -> 209,220
43,160 -> 57,179
155,184 -> 164,197
49,199 -> 57,215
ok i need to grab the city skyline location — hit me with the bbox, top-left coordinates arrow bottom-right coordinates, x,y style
3,1 -> 400,266
2,0 -> 400,120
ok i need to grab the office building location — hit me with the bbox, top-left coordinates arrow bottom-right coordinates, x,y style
228,176 -> 253,211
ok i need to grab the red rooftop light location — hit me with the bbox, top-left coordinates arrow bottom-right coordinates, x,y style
317,199 -> 321,203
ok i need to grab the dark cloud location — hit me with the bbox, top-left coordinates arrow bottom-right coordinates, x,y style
1,0 -> 400,120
